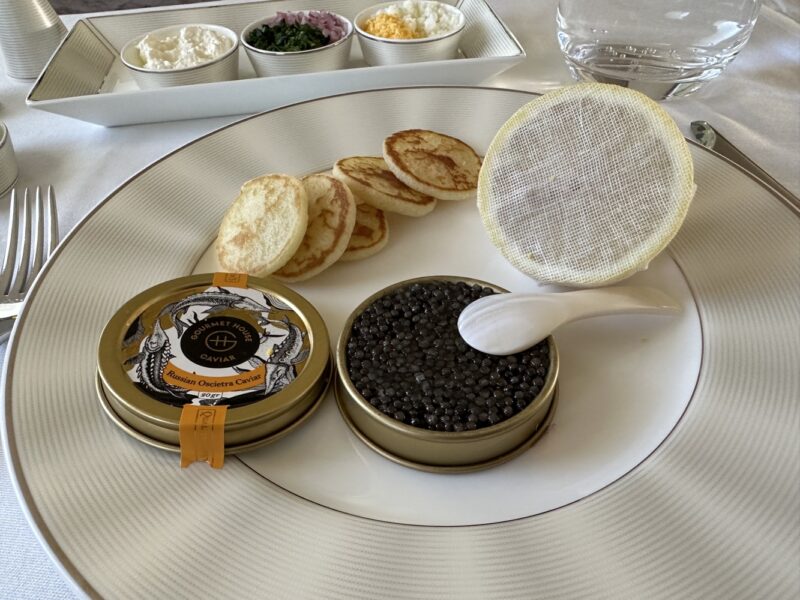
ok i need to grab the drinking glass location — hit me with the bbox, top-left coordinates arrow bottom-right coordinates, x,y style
556,0 -> 762,99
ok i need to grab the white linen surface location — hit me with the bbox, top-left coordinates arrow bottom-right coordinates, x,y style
0,1 -> 797,598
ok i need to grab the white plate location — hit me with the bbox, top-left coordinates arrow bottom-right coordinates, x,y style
26,0 -> 523,127
4,87 -> 799,598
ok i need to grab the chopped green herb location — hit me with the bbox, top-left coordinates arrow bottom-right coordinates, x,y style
247,23 -> 331,52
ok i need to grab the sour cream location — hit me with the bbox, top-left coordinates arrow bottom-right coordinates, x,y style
137,25 -> 234,70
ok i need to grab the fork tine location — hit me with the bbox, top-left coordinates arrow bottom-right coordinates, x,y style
47,185 -> 58,255
27,186 -> 45,290
0,189 -> 19,294
9,187 -> 32,295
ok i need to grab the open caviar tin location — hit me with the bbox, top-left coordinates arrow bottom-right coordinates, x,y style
335,276 -> 559,473
97,273 -> 330,454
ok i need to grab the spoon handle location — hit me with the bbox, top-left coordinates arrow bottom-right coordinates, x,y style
555,286 -> 681,321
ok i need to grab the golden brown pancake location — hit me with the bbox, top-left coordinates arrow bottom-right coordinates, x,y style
383,129 -> 481,201
340,203 -> 389,261
332,156 -> 436,217
274,174 -> 357,282
216,174 -> 308,276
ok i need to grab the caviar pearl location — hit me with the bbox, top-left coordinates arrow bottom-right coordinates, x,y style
346,281 -> 550,431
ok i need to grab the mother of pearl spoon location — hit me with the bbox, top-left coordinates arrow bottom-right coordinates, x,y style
457,286 -> 681,356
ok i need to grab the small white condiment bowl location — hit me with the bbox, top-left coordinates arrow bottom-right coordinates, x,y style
354,1 -> 466,66
120,24 -> 239,89
241,12 -> 354,77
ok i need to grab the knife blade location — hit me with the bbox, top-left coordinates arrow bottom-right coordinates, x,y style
0,299 -> 24,321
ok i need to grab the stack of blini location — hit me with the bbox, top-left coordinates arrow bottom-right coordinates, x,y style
216,129 -> 482,282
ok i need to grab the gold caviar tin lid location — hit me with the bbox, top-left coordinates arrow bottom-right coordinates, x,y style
335,276 -> 559,474
97,273 -> 330,459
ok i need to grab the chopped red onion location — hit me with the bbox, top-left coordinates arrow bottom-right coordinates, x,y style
263,11 -> 349,42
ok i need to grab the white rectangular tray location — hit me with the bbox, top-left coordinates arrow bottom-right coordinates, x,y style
26,0 -> 524,127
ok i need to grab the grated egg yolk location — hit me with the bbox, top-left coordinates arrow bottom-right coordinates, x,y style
362,14 -> 422,39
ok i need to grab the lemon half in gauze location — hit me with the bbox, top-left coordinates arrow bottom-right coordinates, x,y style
477,83 -> 695,287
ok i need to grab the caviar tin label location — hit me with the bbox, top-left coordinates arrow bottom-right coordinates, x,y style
123,282 -> 309,407
98,273 -> 330,452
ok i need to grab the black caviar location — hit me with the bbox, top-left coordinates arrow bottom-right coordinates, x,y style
345,281 -> 550,432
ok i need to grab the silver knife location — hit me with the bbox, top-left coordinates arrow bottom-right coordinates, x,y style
0,299 -> 24,321
690,121 -> 799,209
0,299 -> 23,344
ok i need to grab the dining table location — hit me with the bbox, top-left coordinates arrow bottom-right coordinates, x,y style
1,0 -> 798,598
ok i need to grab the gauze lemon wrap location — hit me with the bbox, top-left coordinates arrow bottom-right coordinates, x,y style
478,83 -> 695,287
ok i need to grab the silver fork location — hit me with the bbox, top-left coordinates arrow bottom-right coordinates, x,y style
0,186 -> 58,332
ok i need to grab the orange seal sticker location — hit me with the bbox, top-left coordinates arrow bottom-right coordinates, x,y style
179,404 -> 228,469
212,272 -> 248,288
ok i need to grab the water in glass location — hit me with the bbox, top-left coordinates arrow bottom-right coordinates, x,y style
556,0 -> 762,99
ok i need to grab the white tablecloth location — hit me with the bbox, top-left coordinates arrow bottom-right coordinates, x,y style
1,1 -> 797,598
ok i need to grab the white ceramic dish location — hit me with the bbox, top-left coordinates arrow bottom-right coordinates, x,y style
241,11 -> 354,77
119,23 -> 239,89
4,88 -> 798,597
25,0 -> 523,127
354,1 -> 466,65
